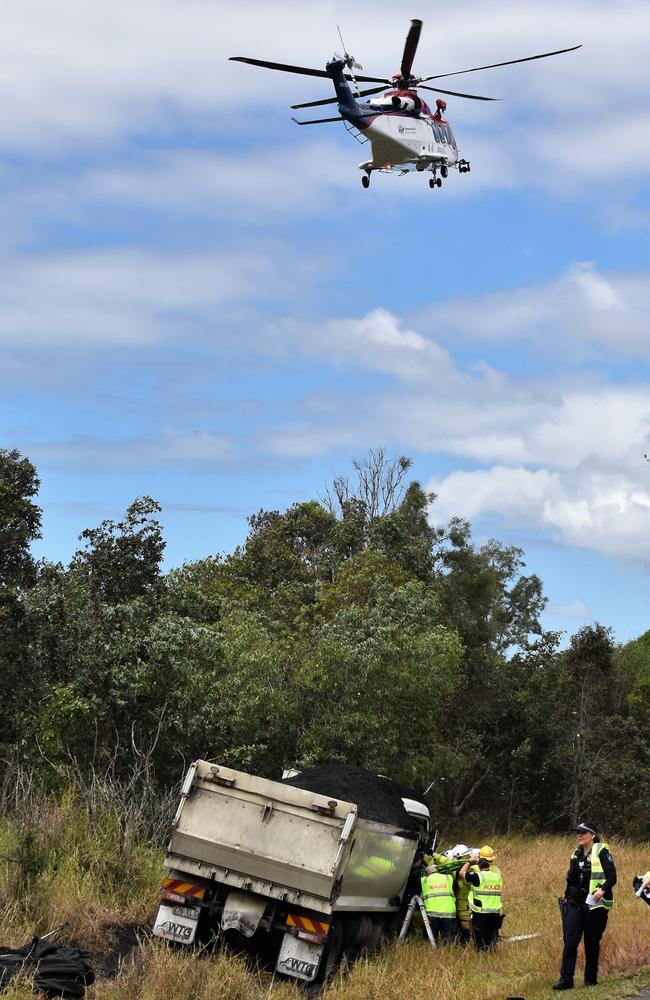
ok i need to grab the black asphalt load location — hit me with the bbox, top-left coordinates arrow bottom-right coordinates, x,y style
282,763 -> 420,828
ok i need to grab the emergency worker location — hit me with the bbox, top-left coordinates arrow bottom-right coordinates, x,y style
553,821 -> 616,991
454,863 -> 473,944
441,845 -> 473,943
635,870 -> 650,899
420,864 -> 457,943
460,845 -> 503,950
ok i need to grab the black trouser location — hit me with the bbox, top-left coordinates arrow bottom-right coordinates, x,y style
427,916 -> 457,943
472,913 -> 501,950
560,901 -> 609,983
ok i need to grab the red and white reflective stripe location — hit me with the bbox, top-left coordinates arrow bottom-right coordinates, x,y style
162,878 -> 205,900
287,914 -> 330,936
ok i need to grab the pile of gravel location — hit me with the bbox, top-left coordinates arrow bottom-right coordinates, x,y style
282,763 -> 419,828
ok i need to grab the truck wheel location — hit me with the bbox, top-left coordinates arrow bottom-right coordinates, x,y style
344,914 -> 384,956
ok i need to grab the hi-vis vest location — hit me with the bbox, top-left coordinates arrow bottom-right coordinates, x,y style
571,842 -> 613,910
421,871 -> 456,917
469,866 -> 503,915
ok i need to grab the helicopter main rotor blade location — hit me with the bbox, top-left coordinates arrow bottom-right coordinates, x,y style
292,115 -> 344,125
292,80 -> 498,109
291,85 -> 387,110
419,84 -> 499,101
229,56 -> 387,84
419,43 -> 582,83
400,18 -> 422,80
230,57 -> 331,78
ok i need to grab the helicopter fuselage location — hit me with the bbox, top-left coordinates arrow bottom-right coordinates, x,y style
360,100 -> 459,171
232,23 -> 580,188
327,58 -> 464,177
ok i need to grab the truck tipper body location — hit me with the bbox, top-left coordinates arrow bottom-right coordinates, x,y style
153,761 -> 429,984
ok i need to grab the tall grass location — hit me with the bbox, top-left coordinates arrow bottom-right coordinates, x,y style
324,835 -> 650,1000
0,759 -> 168,947
0,772 -> 649,998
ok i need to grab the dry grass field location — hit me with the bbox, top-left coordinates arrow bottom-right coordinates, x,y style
1,804 -> 650,999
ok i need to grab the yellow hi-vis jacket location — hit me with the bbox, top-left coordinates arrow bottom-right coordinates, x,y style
455,871 -> 472,921
421,871 -> 456,917
469,865 -> 503,915
571,842 -> 613,910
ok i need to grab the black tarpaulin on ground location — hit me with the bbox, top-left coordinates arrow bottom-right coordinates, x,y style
0,937 -> 94,997
282,763 -> 420,828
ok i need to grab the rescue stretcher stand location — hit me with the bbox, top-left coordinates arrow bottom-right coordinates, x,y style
398,895 -> 437,950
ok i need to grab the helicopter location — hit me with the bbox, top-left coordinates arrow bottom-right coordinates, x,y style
230,19 -> 581,189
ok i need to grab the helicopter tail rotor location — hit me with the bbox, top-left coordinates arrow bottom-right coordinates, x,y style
335,25 -> 363,95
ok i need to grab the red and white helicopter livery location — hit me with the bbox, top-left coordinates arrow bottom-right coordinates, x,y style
231,19 -> 580,189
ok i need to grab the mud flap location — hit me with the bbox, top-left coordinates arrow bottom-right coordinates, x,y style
276,933 -> 324,982
221,889 -> 267,937
153,902 -> 199,944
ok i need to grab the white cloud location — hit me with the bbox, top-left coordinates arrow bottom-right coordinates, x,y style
271,308 -> 461,384
550,599 -> 589,620
31,429 -> 236,469
0,0 -> 647,198
430,466 -> 650,561
412,262 -> 650,360
0,245 -> 306,349
251,279 -> 650,562
82,143 -> 355,221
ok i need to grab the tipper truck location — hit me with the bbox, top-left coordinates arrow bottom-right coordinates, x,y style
153,760 -> 430,985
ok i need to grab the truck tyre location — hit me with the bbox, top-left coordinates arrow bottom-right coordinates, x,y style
345,914 -> 385,955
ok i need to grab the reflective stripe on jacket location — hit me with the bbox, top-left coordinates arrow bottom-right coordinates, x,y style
469,865 -> 503,915
571,842 -> 613,910
421,871 -> 456,917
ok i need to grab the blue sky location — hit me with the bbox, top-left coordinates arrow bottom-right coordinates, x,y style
2,0 -> 650,644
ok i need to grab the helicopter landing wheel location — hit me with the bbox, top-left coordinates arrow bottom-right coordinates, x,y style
441,164 -> 448,179
361,174 -> 370,188
436,177 -> 442,188
429,177 -> 435,189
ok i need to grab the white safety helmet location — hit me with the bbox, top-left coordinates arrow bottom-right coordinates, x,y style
452,843 -> 469,858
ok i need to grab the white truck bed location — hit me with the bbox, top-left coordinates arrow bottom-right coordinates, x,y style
166,761 -> 418,915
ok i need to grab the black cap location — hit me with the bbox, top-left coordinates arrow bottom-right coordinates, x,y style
575,821 -> 599,835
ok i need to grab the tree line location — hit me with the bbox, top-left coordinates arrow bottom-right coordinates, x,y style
1,447 -> 649,836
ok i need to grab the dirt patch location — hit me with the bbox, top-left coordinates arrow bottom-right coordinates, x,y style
282,763 -> 418,828
92,921 -> 150,979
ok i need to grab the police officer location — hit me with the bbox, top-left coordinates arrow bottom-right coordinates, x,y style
460,845 -> 503,949
553,821 -> 616,990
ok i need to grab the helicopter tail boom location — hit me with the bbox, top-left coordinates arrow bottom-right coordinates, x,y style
326,59 -> 364,119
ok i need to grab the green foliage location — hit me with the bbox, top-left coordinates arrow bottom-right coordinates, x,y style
295,581 -> 463,786
615,628 -> 650,722
72,496 -> 165,603
0,450 -> 43,751
3,448 -> 650,836
0,448 -> 41,597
